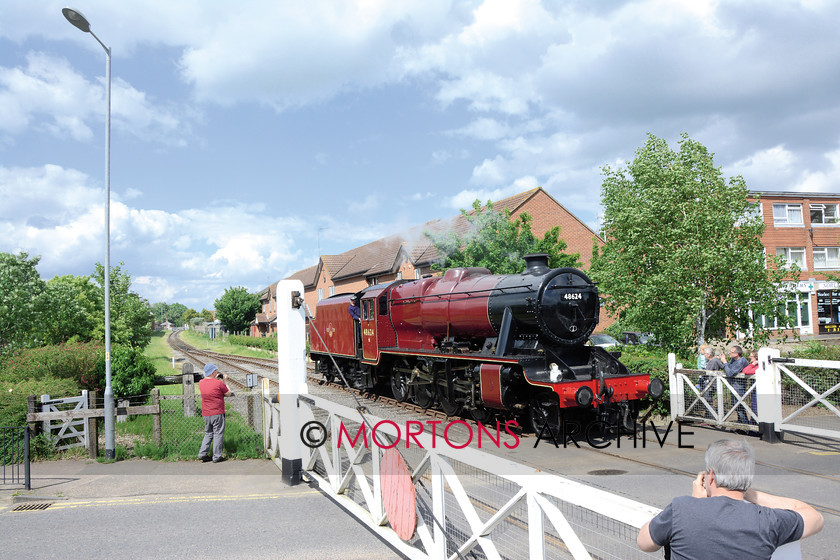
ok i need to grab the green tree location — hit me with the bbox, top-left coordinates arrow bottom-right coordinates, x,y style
182,308 -> 199,324
93,344 -> 156,399
168,303 -> 188,325
150,302 -> 171,324
41,275 -> 98,345
590,133 -> 790,350
214,287 -> 260,334
200,308 -> 215,322
0,252 -> 46,352
92,263 -> 153,349
426,200 -> 580,274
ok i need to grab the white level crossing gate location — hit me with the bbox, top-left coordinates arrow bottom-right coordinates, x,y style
669,348 -> 840,442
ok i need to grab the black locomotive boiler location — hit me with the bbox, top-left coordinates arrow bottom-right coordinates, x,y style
310,254 -> 663,434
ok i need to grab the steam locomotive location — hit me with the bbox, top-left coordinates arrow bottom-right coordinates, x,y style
309,254 -> 663,434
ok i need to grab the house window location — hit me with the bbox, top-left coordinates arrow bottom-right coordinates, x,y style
369,277 -> 377,285
328,286 -> 335,296
776,247 -> 806,270
810,203 -> 839,225
397,272 -> 402,280
758,293 -> 809,330
317,288 -> 323,301
415,269 -> 421,279
772,203 -> 803,226
814,247 -> 840,269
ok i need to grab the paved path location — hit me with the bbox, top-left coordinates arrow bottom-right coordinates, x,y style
0,458 -> 403,559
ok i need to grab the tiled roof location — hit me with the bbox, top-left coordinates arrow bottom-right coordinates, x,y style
285,186 -> 570,283
250,313 -> 277,326
286,264 -> 318,287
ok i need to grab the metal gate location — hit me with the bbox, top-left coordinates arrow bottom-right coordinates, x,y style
1,426 -> 30,490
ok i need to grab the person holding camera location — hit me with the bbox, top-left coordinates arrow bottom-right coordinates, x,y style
198,363 -> 234,463
637,439 -> 823,559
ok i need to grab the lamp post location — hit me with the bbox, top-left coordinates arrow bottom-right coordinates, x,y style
62,7 -> 115,460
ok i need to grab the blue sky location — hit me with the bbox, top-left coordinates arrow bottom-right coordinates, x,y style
2,0 -> 840,310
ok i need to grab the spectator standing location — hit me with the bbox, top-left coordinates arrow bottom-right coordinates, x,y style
697,343 -> 710,370
637,439 -> 823,559
724,345 -> 750,424
741,350 -> 760,421
198,363 -> 234,463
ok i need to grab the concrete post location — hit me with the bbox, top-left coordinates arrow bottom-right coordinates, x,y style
276,279 -> 308,486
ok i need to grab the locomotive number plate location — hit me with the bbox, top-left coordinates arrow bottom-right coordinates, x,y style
563,293 -> 583,300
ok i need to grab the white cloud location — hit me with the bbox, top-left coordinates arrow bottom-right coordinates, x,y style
0,52 -> 193,146
727,145 -> 798,191
0,163 -> 307,306
793,148 -> 840,193
451,117 -> 509,141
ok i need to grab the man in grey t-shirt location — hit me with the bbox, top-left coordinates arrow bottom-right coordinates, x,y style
637,439 -> 823,560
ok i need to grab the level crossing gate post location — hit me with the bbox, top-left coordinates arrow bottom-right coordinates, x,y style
276,279 -> 308,486
668,353 -> 684,420
757,347 -> 783,443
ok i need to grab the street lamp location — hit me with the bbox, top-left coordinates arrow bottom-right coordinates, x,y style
62,7 -> 115,460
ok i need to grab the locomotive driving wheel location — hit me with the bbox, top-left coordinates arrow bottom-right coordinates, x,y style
530,394 -> 562,440
469,404 -> 494,424
409,359 -> 436,408
390,360 -> 410,402
437,384 -> 463,416
412,383 -> 436,408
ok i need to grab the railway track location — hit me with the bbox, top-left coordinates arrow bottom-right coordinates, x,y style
167,330 -> 840,518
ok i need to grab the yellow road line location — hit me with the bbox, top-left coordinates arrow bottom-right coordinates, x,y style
45,490 -> 318,510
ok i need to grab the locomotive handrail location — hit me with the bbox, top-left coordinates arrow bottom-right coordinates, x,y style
388,283 -> 534,305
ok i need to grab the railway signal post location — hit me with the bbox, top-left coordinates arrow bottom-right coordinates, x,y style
276,279 -> 308,485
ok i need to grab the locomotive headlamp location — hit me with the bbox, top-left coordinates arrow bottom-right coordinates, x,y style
648,378 -> 665,399
575,386 -> 594,407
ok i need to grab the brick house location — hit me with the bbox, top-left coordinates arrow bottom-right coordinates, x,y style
750,191 -> 840,336
282,187 -> 609,326
249,283 -> 277,337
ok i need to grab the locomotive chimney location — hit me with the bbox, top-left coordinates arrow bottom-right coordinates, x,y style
523,253 -> 550,274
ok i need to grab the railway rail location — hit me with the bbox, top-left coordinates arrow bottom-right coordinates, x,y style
167,330 -> 840,519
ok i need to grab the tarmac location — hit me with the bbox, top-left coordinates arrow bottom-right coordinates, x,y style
0,457 -> 404,559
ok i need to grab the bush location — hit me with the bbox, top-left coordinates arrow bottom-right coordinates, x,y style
228,334 -> 277,352
0,377 -> 80,426
0,342 -> 104,390
617,345 -> 672,417
93,345 -> 157,399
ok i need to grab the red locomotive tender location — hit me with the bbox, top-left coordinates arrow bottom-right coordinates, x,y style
310,254 -> 663,434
